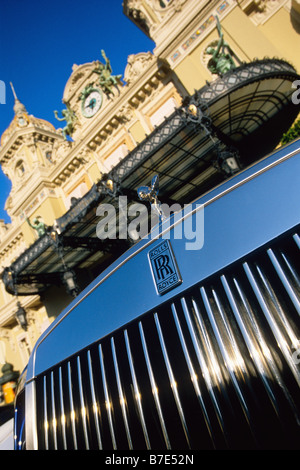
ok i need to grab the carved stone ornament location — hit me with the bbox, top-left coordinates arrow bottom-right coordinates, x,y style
0,328 -> 17,353
124,52 -> 154,84
253,0 -> 267,12
117,104 -> 134,123
0,328 -> 10,342
242,0 -> 284,24
77,147 -> 93,164
52,138 -> 73,162
126,0 -> 151,34
149,0 -> 186,14
26,310 -> 37,343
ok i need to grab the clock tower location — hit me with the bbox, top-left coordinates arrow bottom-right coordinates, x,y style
60,50 -> 124,141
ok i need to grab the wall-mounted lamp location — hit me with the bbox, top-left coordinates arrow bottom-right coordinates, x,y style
15,301 -> 27,330
216,147 -> 241,176
62,269 -> 78,298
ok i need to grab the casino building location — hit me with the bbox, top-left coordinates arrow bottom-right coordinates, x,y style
0,0 -> 300,401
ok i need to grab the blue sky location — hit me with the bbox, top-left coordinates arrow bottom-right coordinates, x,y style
0,0 -> 154,223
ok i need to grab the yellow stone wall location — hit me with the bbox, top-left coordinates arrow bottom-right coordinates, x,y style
21,197 -> 67,245
128,120 -> 148,143
172,4 -> 300,94
259,7 -> 300,70
86,162 -> 102,183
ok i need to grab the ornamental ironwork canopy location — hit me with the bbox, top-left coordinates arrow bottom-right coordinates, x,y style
2,59 -> 300,296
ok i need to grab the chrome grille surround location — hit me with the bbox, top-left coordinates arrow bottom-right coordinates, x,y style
34,228 -> 300,450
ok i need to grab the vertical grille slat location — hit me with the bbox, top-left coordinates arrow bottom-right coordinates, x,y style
43,376 -> 48,450
293,233 -> 300,249
124,329 -> 151,449
58,367 -> 67,450
35,228 -> 300,449
86,350 -> 102,449
50,371 -> 58,450
67,361 -> 78,450
98,344 -> 117,449
280,251 -> 300,293
153,312 -> 191,448
110,337 -> 133,449
76,356 -> 90,449
138,321 -> 171,450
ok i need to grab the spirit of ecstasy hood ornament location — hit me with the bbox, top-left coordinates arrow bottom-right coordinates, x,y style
137,175 -> 166,221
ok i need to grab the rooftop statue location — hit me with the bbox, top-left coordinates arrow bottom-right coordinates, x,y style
93,50 -> 122,97
206,16 -> 237,76
54,100 -> 77,140
26,216 -> 47,237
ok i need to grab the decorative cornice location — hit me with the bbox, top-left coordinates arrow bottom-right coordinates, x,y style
0,125 -> 63,164
238,0 -> 288,25
75,61 -> 170,153
0,232 -> 23,257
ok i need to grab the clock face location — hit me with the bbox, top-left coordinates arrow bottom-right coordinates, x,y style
82,89 -> 102,118
17,114 -> 29,127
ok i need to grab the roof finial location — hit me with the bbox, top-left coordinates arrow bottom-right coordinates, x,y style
10,82 -> 27,116
10,82 -> 18,100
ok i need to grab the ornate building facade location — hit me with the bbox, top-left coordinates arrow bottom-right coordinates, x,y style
0,0 -> 299,402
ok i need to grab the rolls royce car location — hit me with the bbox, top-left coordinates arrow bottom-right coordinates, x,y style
14,139 -> 300,450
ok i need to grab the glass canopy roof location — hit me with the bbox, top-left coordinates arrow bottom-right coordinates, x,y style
3,59 -> 300,296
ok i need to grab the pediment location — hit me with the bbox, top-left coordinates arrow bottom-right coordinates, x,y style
63,62 -> 99,103
124,52 -> 154,84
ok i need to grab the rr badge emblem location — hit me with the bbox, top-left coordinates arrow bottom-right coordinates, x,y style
148,240 -> 182,295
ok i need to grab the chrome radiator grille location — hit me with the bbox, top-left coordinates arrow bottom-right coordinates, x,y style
35,229 -> 300,449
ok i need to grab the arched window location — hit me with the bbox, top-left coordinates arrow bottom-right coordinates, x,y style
15,160 -> 26,178
46,151 -> 53,163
